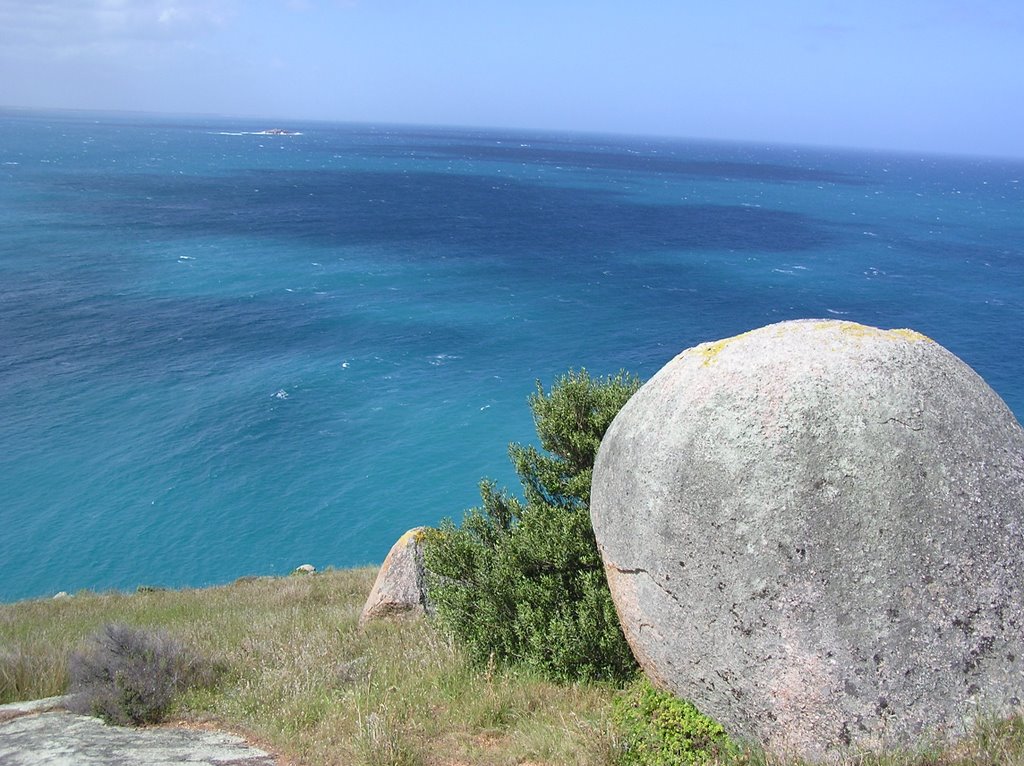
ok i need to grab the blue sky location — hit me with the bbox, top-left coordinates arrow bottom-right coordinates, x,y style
1,0 -> 1022,158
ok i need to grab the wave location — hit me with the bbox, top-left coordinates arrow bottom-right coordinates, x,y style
209,131 -> 304,137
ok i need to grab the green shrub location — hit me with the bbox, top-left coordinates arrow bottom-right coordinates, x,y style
67,623 -> 219,726
423,369 -> 641,683
614,677 -> 736,766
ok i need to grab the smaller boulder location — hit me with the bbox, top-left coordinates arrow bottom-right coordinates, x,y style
359,527 -> 430,627
293,564 -> 316,574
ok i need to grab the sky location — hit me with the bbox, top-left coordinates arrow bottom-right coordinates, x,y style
1,0 -> 1022,158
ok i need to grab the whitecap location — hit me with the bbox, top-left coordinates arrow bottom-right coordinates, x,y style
429,353 -> 459,366
273,389 -> 289,399
826,309 -> 850,315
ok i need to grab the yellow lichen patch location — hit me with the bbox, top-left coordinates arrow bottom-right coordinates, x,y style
813,320 -> 870,336
811,320 -> 933,344
399,526 -> 428,546
686,328 -> 759,366
680,320 -> 933,368
889,327 -> 933,343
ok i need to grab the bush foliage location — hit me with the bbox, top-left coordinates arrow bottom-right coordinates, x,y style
423,369 -> 641,682
67,623 -> 218,726
614,677 -> 736,766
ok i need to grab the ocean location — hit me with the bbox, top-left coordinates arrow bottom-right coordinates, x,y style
1,109 -> 1022,603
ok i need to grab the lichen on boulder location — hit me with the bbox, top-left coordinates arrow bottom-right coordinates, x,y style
591,319 -> 1024,761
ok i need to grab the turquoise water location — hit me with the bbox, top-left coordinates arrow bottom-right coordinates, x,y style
2,109 -> 1022,602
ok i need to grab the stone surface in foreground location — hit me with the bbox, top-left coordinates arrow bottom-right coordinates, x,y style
0,699 -> 277,766
359,526 -> 430,626
591,319 -> 1024,761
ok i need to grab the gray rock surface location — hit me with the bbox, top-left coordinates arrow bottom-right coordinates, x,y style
359,527 -> 430,626
0,696 -> 71,722
591,319 -> 1024,761
0,699 -> 277,765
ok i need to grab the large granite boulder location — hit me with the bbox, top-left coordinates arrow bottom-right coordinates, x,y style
591,319 -> 1024,761
359,527 -> 430,627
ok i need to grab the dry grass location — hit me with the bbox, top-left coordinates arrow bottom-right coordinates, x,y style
0,570 -> 618,766
2,570 -> 1023,766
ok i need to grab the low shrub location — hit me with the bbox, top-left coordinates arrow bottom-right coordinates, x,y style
613,676 -> 736,766
423,369 -> 641,683
67,623 -> 219,726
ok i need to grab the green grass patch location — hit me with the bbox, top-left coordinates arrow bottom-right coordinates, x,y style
613,677 -> 735,766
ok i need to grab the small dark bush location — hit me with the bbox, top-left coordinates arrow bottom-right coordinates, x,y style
423,369 -> 641,683
613,677 -> 736,766
67,623 -> 218,726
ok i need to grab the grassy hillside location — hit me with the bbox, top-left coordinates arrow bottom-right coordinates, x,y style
2,569 -> 1023,766
0,569 -> 619,765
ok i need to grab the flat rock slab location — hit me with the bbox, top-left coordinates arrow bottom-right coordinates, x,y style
0,708 -> 277,766
0,697 -> 71,722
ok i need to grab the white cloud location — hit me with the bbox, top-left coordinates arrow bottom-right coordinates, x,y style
0,0 -> 234,54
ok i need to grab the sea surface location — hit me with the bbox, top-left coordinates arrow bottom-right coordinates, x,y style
2,109 -> 1022,603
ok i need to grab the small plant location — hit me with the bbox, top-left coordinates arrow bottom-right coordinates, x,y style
355,703 -> 421,766
423,369 -> 642,683
613,676 -> 736,766
1,646 -> 67,703
67,623 -> 218,726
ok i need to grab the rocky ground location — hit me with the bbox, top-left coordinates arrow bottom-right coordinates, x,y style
0,697 -> 279,766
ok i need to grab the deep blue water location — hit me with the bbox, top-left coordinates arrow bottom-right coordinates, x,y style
2,110 -> 1022,603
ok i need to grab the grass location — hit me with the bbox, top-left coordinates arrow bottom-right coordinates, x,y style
0,569 -> 618,766
2,569 -> 1023,766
